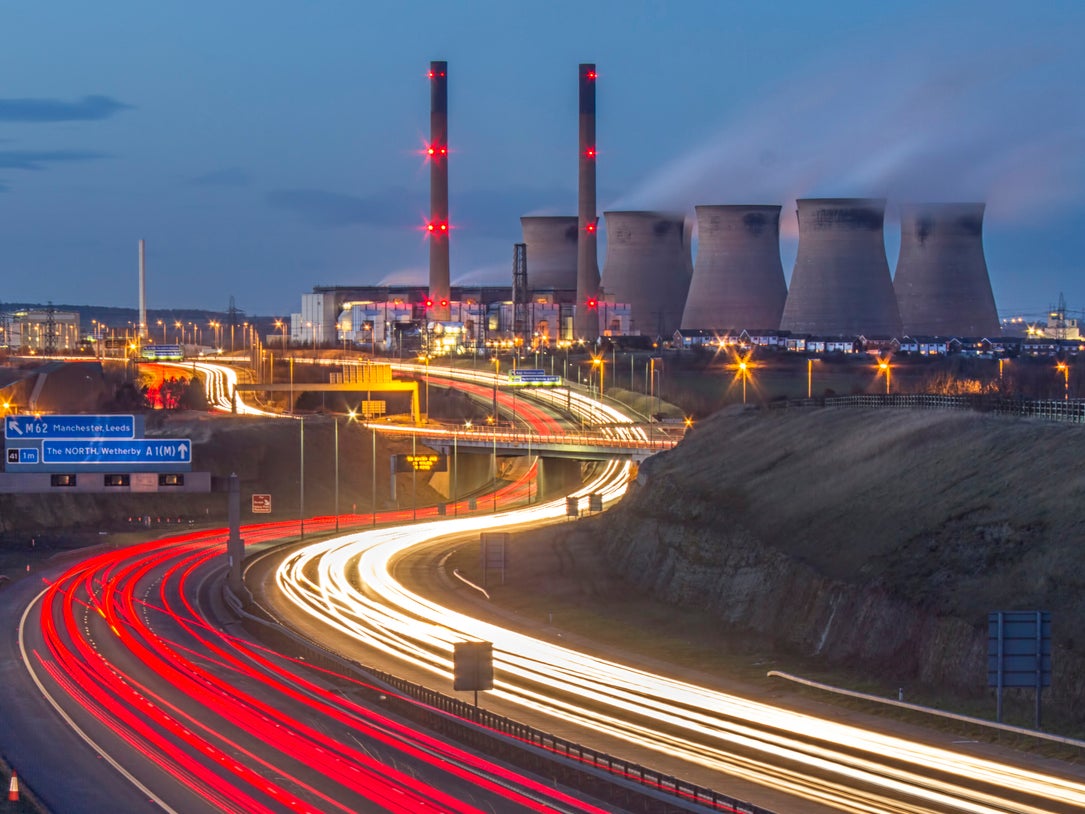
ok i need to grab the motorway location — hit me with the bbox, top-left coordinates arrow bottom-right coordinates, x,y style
251,361 -> 1085,814
8,520 -> 623,814
5,358 -> 1085,812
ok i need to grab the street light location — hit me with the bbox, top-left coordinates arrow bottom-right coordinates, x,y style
418,353 -> 430,422
1057,361 -> 1069,401
275,319 -> 288,352
348,409 -> 378,527
592,356 -> 605,399
878,357 -> 892,395
157,319 -> 165,344
738,360 -> 748,404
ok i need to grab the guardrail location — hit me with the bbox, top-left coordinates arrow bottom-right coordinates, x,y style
768,393 -> 1085,424
228,586 -> 773,814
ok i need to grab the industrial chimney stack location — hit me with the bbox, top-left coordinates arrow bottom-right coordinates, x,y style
428,60 -> 451,321
893,202 -> 1000,338
780,198 -> 902,337
574,63 -> 601,340
138,239 -> 147,340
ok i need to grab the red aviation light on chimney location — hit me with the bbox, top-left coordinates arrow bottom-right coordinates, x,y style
440,298 -> 449,308
586,297 -> 598,310
425,297 -> 435,309
585,147 -> 596,159
585,69 -> 597,80
585,220 -> 597,233
425,220 -> 449,234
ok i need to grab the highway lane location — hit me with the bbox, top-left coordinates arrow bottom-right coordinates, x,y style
12,523 -> 624,814
240,365 -> 1085,814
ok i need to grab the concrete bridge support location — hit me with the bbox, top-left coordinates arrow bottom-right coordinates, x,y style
536,457 -> 590,501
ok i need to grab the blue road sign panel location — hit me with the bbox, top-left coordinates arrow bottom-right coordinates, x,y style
6,447 -> 39,465
5,414 -> 137,440
42,439 -> 192,466
987,610 -> 1052,688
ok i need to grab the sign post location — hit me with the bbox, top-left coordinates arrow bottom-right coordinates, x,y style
987,610 -> 1051,727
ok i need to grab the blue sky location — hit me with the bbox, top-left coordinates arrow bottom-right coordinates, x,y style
1,1 -> 1082,321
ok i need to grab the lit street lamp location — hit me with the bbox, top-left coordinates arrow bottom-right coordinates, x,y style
1057,361 -> 1069,401
738,360 -> 748,404
878,358 -> 892,395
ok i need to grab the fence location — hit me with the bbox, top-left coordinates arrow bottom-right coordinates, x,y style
769,393 -> 1085,424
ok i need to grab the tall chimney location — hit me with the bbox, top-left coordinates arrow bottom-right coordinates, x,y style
574,63 -> 600,340
428,60 -> 451,321
138,239 -> 147,340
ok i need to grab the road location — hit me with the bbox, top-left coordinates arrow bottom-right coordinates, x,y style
6,521 -> 623,814
248,363 -> 1085,814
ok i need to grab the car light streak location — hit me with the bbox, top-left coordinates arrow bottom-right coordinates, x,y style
272,454 -> 1085,813
21,524 -> 618,814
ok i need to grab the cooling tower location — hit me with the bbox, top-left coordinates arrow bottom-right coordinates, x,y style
893,203 -> 999,337
428,60 -> 451,320
521,216 -> 578,292
601,211 -> 692,338
681,205 -> 787,331
780,198 -> 902,337
574,63 -> 601,339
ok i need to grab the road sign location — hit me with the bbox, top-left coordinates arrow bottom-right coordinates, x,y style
252,494 -> 272,513
6,448 -> 39,465
5,414 -> 137,440
41,439 -> 191,466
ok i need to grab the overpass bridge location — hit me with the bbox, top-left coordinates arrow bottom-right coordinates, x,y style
368,423 -> 682,462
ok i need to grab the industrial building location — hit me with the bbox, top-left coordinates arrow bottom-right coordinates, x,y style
681,205 -> 787,332
780,198 -> 902,337
893,203 -> 1000,338
600,211 -> 692,339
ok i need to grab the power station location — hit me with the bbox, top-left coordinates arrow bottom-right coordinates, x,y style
682,205 -> 787,332
600,211 -> 692,339
780,198 -> 902,338
893,203 -> 1000,338
520,216 -> 578,293
301,63 -> 1010,352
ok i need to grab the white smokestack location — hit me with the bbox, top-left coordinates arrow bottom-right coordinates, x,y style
138,239 -> 147,340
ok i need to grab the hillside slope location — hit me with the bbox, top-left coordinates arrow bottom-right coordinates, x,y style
597,406 -> 1085,721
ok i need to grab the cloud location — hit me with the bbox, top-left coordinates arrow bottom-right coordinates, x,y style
0,95 -> 133,122
608,40 -> 1085,230
0,149 -> 108,171
190,167 -> 252,187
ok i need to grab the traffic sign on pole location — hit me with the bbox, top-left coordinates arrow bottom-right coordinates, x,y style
5,414 -> 137,440
41,439 -> 192,466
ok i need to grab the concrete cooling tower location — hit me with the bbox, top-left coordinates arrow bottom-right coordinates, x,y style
681,205 -> 787,331
780,198 -> 902,337
893,203 -> 999,338
520,216 -> 578,292
601,211 -> 692,338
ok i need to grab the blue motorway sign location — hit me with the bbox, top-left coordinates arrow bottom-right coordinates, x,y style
5,414 -> 137,440
5,447 -> 39,465
42,439 -> 192,467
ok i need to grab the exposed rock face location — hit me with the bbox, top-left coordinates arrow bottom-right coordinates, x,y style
603,407 -> 1085,713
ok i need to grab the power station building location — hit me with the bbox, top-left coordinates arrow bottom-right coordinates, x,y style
600,211 -> 692,339
893,202 -> 1000,338
681,205 -> 787,331
780,198 -> 902,338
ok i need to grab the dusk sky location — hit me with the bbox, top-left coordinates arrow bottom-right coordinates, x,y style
1,1 -> 1082,321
